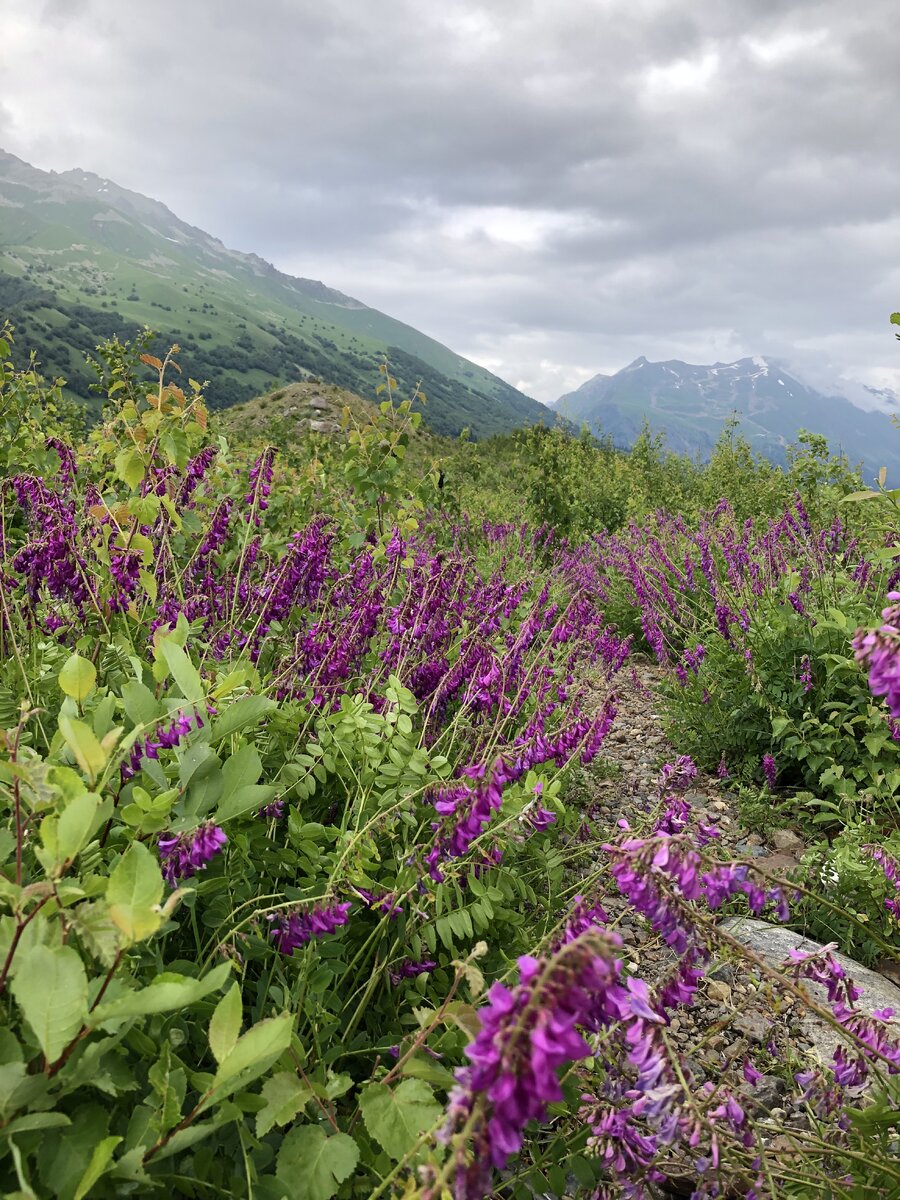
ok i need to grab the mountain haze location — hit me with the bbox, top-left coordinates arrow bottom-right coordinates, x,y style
557,355 -> 900,482
0,149 -> 547,436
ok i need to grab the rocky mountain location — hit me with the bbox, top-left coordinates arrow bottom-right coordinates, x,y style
0,149 -> 547,436
557,355 -> 900,482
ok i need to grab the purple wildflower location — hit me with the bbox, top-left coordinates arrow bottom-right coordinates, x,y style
244,448 -> 276,525
389,958 -> 437,984
861,844 -> 900,918
158,822 -> 227,886
854,593 -> 900,717
267,899 -> 351,954
761,754 -> 777,790
657,755 -> 697,795
442,937 -> 627,1195
799,654 -> 813,693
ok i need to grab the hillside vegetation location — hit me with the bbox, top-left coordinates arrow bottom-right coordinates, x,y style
0,149 -> 547,436
0,324 -> 898,1200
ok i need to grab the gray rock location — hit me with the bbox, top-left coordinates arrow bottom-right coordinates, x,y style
745,1073 -> 787,1114
307,396 -> 330,411
722,918 -> 900,1066
732,1008 -> 771,1044
769,828 -> 805,852
309,418 -> 340,433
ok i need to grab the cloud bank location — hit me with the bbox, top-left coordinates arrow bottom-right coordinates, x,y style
2,0 -> 899,401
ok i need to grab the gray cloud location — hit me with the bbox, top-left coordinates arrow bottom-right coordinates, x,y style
2,0 -> 899,402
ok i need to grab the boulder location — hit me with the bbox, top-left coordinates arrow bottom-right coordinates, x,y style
769,828 -> 805,853
722,917 -> 900,1066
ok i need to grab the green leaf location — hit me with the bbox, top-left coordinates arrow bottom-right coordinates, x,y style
276,1126 -> 359,1200
157,639 -> 205,706
114,447 -> 145,490
58,654 -> 96,702
255,1071 -> 313,1137
840,489 -> 881,503
221,743 -> 262,795
208,696 -> 277,742
106,842 -> 164,945
138,569 -> 157,604
73,1137 -> 122,1200
58,716 -> 107,784
148,1041 -> 185,1137
121,680 -> 161,728
39,790 -> 99,875
11,944 -> 88,1063
400,1053 -> 456,1089
211,1012 -> 292,1094
90,963 -> 230,1024
208,982 -> 242,1066
359,1079 -> 441,1160
1,1112 -> 71,1136
214,783 -> 277,823
70,902 -> 122,967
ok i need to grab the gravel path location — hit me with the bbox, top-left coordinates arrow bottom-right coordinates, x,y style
568,659 -> 831,1195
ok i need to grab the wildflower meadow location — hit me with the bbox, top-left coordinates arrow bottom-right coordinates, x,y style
0,325 -> 898,1199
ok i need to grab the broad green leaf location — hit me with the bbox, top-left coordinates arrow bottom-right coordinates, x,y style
121,680 -> 161,728
4,1114 -> 72,1146
178,743 -> 219,790
114,446 -> 145,490
220,743 -> 262,796
141,1105 -> 238,1164
840,489 -> 881,503
39,791 -> 99,875
57,789 -> 101,858
208,982 -> 242,1066
214,783 -> 277,823
208,696 -> 277,742
90,963 -> 230,1024
138,569 -> 157,604
11,944 -> 88,1062
211,1012 -> 292,1093
70,902 -> 121,967
73,1136 -> 122,1200
106,842 -> 164,945
157,639 -> 205,706
0,1062 -> 28,1119
255,1071 -> 313,1137
359,1079 -> 441,1160
58,716 -> 107,784
400,1053 -> 456,1089
276,1126 -> 359,1200
58,654 -> 96,702
148,1041 -> 185,1136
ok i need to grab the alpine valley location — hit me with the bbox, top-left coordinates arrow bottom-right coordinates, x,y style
0,148 -> 546,436
0,147 -> 897,479
556,355 -> 900,482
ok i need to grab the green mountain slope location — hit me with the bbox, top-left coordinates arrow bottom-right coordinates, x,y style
557,355 -> 900,482
0,149 -> 546,436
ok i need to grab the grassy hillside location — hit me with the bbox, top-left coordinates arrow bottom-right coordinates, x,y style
0,149 -> 547,437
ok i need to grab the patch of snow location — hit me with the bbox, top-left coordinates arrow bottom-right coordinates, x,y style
777,379 -> 784,386
752,356 -> 769,373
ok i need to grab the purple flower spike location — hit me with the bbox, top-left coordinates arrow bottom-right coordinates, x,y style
853,593 -> 900,718
441,936 -> 627,1194
158,821 -> 227,886
268,900 -> 351,955
761,754 -> 777,790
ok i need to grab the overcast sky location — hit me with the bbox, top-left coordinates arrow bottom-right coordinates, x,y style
2,0 -> 899,403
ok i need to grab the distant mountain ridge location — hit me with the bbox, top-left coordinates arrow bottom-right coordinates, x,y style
0,149 -> 547,436
557,355 -> 900,482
